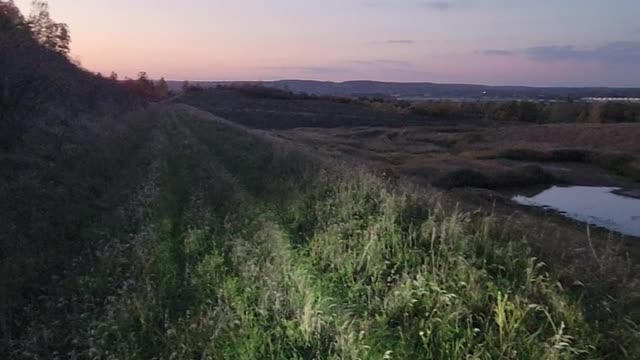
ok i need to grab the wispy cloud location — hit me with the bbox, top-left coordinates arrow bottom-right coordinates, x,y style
525,42 -> 640,63
347,59 -> 413,67
480,49 -> 514,56
421,1 -> 457,11
385,39 -> 416,44
522,45 -> 583,61
481,41 -> 640,64
363,0 -> 471,11
368,39 -> 416,45
264,59 -> 414,76
262,60 -> 435,81
263,66 -> 349,75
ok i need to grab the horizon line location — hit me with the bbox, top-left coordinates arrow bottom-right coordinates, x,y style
161,78 -> 640,89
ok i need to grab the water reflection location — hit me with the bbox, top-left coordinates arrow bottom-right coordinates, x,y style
513,186 -> 640,237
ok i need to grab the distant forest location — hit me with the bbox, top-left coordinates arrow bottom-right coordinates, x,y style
169,79 -> 640,100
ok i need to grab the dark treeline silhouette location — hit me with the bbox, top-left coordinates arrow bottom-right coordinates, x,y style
0,0 -> 142,150
120,72 -> 170,101
0,0 -> 163,344
410,100 -> 640,123
1,0 -> 171,151
26,0 -> 70,54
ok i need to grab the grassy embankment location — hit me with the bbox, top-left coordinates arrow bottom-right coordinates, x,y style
5,104 -> 639,358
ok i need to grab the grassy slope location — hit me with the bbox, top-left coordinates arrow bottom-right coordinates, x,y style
5,104 -> 638,359
176,87 -> 424,129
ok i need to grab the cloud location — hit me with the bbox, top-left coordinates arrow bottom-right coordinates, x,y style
481,49 -> 514,56
525,42 -> 640,63
347,59 -> 413,67
482,41 -> 640,64
263,66 -> 349,75
385,39 -> 416,44
421,1 -> 456,11
363,0 -> 471,11
368,39 -> 416,45
264,60 -> 414,77
263,59 -> 437,82
522,45 -> 583,61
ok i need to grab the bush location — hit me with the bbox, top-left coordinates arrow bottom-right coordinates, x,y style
433,165 -> 557,189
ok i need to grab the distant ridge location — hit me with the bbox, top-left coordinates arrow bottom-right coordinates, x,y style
168,80 -> 640,100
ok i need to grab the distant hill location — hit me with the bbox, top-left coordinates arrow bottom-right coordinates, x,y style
168,80 -> 640,100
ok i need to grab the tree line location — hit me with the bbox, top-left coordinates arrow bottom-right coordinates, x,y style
104,71 -> 170,102
1,0 -> 169,121
1,0 -> 69,53
409,99 -> 640,123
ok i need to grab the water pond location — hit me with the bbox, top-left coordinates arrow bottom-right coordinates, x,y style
513,186 -> 640,237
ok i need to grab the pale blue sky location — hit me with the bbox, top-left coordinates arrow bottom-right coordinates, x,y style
14,0 -> 640,86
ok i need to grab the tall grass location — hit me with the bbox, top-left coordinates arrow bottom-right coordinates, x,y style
4,104 -> 637,358
96,165 -> 602,359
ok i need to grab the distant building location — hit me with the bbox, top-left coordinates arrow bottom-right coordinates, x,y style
582,97 -> 640,103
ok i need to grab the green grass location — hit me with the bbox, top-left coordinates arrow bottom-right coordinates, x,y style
96,172 -> 597,359
4,104 -> 638,359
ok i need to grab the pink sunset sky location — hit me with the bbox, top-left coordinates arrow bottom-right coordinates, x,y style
14,0 -> 640,86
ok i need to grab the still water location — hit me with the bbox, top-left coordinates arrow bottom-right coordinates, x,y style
513,186 -> 640,237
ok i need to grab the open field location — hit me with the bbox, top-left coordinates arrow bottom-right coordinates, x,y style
3,90 -> 640,358
175,89 -> 640,355
275,123 -> 640,186
7,103 -> 638,358
268,103 -> 640,257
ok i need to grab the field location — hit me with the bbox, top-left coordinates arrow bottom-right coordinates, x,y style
274,119 -> 640,270
4,3 -> 640,358
3,85 -> 640,358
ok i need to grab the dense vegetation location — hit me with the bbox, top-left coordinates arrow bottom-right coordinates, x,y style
0,0 -> 141,151
1,0 -> 146,342
3,104 -> 637,358
411,100 -> 640,124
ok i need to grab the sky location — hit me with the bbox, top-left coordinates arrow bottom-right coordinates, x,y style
14,0 -> 640,86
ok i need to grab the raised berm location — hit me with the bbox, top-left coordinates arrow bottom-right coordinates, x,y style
2,101 -> 637,358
